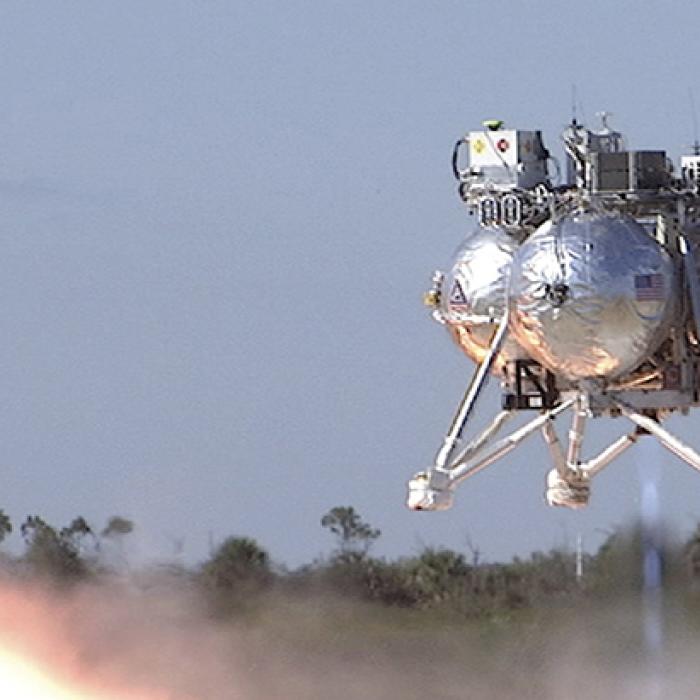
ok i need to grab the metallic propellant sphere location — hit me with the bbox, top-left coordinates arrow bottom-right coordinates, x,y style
508,212 -> 677,380
441,226 -> 524,371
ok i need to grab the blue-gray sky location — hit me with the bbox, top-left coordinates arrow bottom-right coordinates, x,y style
1,0 -> 700,566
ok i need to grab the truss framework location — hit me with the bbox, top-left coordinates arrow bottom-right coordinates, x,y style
407,315 -> 700,511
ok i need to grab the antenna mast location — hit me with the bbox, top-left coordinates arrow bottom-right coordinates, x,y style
690,89 -> 700,155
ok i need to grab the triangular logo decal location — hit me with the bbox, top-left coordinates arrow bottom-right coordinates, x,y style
449,279 -> 467,305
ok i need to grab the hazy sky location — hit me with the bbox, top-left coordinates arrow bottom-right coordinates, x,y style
1,0 -> 700,566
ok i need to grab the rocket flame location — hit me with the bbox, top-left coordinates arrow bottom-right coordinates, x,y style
0,581 -> 170,700
0,646 -> 97,699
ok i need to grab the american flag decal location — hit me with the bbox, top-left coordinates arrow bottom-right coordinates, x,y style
634,273 -> 665,301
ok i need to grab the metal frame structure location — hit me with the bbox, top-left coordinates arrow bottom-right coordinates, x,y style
408,316 -> 700,511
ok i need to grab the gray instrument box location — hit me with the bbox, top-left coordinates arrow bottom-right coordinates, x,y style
591,150 -> 668,191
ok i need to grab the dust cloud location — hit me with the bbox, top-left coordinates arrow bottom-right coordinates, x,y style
1,572 -> 700,699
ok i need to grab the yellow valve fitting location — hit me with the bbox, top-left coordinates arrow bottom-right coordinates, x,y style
423,290 -> 440,308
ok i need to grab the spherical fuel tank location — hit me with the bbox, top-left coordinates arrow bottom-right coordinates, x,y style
441,226 -> 524,371
508,212 -> 677,381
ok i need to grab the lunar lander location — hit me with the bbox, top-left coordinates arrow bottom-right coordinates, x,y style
408,114 -> 700,511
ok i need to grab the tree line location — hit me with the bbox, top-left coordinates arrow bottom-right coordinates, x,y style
3,505 -> 700,619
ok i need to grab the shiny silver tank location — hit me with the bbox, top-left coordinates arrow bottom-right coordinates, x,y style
441,226 -> 524,371
508,212 -> 677,381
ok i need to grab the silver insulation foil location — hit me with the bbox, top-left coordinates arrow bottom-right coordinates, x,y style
441,226 -> 524,371
508,212 -> 677,380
